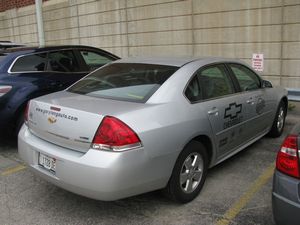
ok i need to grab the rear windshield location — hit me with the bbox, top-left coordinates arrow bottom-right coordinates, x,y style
68,63 -> 178,102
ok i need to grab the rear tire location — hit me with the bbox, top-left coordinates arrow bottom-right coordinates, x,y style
163,141 -> 208,203
268,101 -> 286,138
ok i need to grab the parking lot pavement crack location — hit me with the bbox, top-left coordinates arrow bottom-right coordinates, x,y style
191,209 -> 224,218
239,205 -> 269,212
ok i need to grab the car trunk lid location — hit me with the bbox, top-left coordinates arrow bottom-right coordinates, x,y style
27,91 -> 146,153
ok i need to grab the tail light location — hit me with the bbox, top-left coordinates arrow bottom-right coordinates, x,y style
276,135 -> 300,178
92,116 -> 142,151
0,85 -> 12,97
24,101 -> 30,124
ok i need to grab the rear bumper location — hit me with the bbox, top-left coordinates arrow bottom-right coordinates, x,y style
272,170 -> 300,225
18,125 -> 172,201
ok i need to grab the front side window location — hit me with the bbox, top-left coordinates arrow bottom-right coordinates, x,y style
229,64 -> 261,91
48,50 -> 80,72
10,53 -> 47,72
80,50 -> 113,71
68,63 -> 178,102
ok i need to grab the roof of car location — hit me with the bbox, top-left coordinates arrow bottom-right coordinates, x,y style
115,56 -> 244,67
0,45 -> 119,57
0,41 -> 24,48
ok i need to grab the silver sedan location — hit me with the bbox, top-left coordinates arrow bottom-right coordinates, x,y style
18,57 -> 287,203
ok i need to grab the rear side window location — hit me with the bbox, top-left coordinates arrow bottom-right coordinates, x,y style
68,63 -> 178,102
229,64 -> 261,91
48,50 -> 80,72
10,53 -> 47,72
185,64 -> 234,102
80,50 -> 113,71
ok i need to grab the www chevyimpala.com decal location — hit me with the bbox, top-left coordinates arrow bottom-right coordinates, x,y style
35,107 -> 78,122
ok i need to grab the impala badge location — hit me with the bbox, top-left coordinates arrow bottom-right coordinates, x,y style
48,116 -> 57,124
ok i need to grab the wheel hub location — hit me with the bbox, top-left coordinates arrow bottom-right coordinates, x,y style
277,107 -> 284,131
180,152 -> 203,194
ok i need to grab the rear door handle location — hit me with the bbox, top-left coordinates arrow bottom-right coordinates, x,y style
208,107 -> 219,116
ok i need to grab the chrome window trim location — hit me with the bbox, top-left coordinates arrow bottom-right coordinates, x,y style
7,48 -> 92,74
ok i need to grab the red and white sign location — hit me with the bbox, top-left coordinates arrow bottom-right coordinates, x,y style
252,53 -> 264,72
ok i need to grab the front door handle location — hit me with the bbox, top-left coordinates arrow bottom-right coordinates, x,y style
208,107 -> 219,116
246,98 -> 255,105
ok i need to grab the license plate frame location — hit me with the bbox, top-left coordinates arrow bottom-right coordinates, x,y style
38,152 -> 56,173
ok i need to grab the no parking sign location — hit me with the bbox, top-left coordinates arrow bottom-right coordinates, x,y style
252,53 -> 264,72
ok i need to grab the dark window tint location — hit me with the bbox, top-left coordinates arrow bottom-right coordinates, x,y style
68,63 -> 178,102
185,64 -> 234,102
229,64 -> 261,91
48,50 -> 80,72
80,50 -> 113,71
11,53 -> 47,72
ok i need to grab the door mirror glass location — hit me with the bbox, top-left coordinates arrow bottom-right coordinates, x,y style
262,80 -> 273,88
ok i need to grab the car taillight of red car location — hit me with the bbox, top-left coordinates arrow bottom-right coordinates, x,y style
276,135 -> 300,178
92,116 -> 142,152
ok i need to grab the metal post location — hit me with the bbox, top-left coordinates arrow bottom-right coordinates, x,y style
35,0 -> 45,47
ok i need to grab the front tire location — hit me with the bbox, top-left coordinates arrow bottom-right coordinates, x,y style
164,141 -> 208,203
268,101 -> 286,138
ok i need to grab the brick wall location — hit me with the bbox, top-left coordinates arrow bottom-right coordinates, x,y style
0,0 -> 300,88
0,0 -> 48,12
0,0 -> 34,12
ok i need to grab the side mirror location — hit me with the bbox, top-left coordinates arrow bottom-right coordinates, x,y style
262,80 -> 273,88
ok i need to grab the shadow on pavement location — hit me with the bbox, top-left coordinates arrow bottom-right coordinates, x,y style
0,134 -> 17,149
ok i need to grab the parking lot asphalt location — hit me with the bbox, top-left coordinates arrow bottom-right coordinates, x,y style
1,102 -> 300,225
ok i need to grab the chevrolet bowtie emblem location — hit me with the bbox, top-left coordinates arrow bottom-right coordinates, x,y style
48,116 -> 57,124
224,103 -> 242,119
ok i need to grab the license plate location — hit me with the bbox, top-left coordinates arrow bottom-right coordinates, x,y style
38,153 -> 56,173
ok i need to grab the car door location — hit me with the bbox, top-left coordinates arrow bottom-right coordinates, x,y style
45,49 -> 87,90
227,63 -> 274,142
185,64 -> 246,159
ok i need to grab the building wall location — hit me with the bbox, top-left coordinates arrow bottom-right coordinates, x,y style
0,0 -> 300,88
